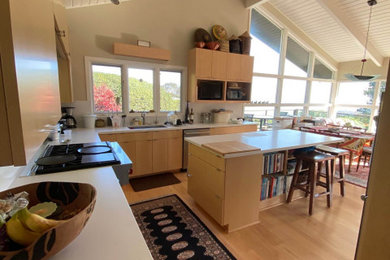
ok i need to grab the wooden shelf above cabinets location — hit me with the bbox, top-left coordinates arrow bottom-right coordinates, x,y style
113,42 -> 171,61
188,48 -> 254,103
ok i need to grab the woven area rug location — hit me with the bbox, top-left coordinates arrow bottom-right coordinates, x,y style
130,194 -> 236,260
335,159 -> 369,188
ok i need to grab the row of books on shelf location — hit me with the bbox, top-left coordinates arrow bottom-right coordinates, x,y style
263,152 -> 285,175
260,175 -> 293,200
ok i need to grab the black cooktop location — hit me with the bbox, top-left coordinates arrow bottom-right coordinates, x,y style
33,142 -> 121,175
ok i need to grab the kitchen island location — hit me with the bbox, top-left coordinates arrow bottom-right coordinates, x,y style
185,129 -> 343,232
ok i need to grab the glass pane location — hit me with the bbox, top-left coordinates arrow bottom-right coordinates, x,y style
336,81 -> 375,105
284,37 -> 309,77
250,77 -> 277,104
280,106 -> 303,116
92,65 -> 122,113
335,107 -> 371,130
313,59 -> 333,79
376,81 -> 386,106
250,9 -> 281,74
308,106 -> 328,118
281,79 -> 307,103
310,81 -> 331,104
244,106 -> 275,117
160,71 -> 181,112
128,68 -> 154,112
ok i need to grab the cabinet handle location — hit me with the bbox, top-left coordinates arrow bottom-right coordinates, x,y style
361,194 -> 368,201
187,173 -> 192,177
56,29 -> 66,37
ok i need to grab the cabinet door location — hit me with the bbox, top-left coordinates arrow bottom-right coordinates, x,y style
153,139 -> 168,173
119,141 -> 137,174
211,51 -> 227,79
135,140 -> 153,175
167,137 -> 182,170
226,54 -> 241,81
195,48 -> 212,78
240,55 -> 254,82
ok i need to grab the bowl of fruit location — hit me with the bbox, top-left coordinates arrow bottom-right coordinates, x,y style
0,182 -> 96,260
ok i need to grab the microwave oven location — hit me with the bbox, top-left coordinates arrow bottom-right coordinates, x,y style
197,80 -> 224,100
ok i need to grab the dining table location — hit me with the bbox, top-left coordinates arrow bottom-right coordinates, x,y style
299,125 -> 375,172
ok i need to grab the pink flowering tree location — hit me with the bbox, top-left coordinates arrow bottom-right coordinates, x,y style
93,85 -> 121,112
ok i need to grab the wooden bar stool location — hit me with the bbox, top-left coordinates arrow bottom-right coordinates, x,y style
316,145 -> 349,196
287,151 -> 335,215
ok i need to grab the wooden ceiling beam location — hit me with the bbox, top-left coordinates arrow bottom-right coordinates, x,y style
244,0 -> 270,9
317,0 -> 384,67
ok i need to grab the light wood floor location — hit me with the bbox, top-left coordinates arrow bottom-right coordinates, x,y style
122,172 -> 364,260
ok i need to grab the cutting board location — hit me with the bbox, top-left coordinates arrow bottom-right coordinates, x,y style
202,141 -> 260,155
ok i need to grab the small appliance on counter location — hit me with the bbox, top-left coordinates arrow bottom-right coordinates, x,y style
60,107 -> 77,129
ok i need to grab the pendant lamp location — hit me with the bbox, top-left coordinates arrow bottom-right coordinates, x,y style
345,0 -> 379,81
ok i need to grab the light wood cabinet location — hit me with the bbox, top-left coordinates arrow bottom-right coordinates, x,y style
99,129 -> 182,177
188,143 -> 262,232
188,48 -> 254,103
53,1 -> 73,103
0,0 -> 61,166
210,124 -> 258,135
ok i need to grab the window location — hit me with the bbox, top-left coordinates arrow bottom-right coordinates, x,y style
376,81 -> 386,106
336,81 -> 374,105
313,59 -> 333,79
250,9 -> 281,75
284,37 -> 309,77
308,106 -> 328,118
244,106 -> 275,117
160,71 -> 182,112
335,107 -> 371,130
92,65 -> 122,113
280,106 -> 303,116
128,68 -> 154,112
88,57 -> 185,115
250,77 -> 277,104
310,81 -> 331,104
281,79 -> 306,103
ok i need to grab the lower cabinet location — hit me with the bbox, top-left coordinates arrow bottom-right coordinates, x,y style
99,130 -> 182,177
187,143 -> 262,232
210,124 -> 257,135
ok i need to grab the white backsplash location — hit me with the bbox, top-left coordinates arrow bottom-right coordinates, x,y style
65,100 -> 245,127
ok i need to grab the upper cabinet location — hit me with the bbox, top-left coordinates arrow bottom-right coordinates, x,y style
0,0 -> 61,166
53,1 -> 73,103
188,48 -> 254,103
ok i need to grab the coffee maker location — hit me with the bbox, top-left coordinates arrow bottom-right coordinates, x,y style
60,107 -> 77,128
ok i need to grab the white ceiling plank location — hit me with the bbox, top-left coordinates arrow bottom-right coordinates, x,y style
244,0 -> 270,8
316,0 -> 384,67
260,2 -> 338,71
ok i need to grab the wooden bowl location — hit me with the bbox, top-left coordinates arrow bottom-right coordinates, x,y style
0,182 -> 96,260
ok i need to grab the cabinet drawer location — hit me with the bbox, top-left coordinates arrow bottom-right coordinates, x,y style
153,130 -> 181,140
116,132 -> 153,142
188,154 -> 225,198
99,133 -> 117,141
189,143 -> 225,170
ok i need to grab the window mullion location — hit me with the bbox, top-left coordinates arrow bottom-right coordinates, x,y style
275,29 -> 288,116
155,68 -> 160,116
122,66 -> 129,113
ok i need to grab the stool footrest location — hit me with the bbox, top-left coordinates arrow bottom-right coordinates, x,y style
314,191 -> 331,198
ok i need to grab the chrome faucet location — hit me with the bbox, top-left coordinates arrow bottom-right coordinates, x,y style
141,112 -> 146,125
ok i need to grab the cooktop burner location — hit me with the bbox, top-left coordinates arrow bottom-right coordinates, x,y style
33,142 -> 120,175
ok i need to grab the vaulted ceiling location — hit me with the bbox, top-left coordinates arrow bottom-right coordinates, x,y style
61,0 -> 390,67
247,0 -> 390,67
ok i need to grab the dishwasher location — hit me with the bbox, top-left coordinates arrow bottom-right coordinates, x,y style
182,128 -> 210,170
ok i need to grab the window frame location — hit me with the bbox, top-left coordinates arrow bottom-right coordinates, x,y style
85,56 -> 187,117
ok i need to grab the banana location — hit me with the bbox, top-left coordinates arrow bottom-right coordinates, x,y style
6,216 -> 41,246
17,208 -> 60,233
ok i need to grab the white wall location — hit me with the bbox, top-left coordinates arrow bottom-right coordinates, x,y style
65,0 -> 249,122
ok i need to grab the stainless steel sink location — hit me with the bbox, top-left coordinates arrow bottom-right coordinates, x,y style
128,125 -> 167,129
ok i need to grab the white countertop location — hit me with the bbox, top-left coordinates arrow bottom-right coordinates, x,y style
185,129 -> 344,157
2,128 -> 153,260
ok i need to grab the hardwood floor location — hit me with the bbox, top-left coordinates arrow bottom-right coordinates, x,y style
122,172 -> 364,260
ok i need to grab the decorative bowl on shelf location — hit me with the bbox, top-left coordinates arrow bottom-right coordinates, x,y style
0,182 -> 96,260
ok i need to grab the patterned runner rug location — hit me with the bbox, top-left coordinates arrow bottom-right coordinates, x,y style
130,194 -> 236,260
